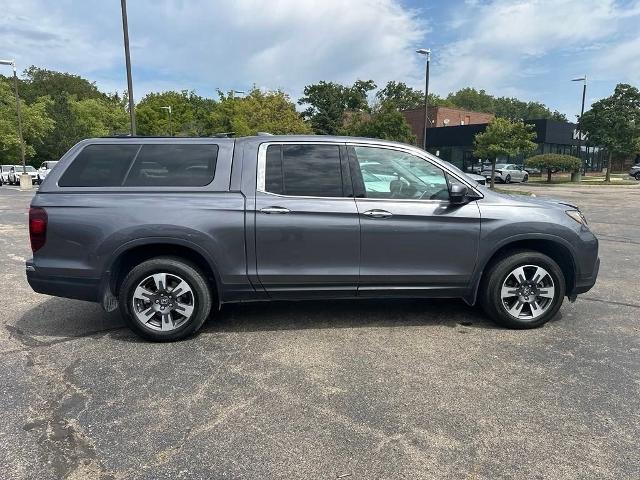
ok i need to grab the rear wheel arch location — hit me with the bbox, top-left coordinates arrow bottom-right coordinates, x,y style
107,240 -> 222,306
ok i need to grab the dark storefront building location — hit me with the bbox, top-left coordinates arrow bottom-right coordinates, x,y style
423,119 -> 608,173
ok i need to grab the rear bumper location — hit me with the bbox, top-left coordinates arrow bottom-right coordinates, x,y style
26,261 -> 100,302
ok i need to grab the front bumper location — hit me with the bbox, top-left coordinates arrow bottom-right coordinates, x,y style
571,256 -> 600,296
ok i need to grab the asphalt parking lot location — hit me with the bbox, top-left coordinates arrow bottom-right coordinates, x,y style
1,183 -> 639,479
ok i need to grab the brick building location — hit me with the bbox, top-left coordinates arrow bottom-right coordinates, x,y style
402,106 -> 495,147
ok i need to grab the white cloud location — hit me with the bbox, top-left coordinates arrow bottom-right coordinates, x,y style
433,0 -> 640,99
0,0 -> 426,101
597,35 -> 640,85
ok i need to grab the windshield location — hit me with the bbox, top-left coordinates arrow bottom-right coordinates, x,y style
495,164 -> 508,169
23,166 -> 36,172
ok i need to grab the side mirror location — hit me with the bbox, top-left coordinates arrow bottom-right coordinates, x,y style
449,184 -> 468,204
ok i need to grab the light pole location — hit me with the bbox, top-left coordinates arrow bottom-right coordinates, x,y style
416,48 -> 431,150
572,75 -> 587,172
0,59 -> 29,189
120,0 -> 136,135
160,106 -> 172,136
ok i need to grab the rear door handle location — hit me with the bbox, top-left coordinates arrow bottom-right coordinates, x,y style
362,209 -> 393,219
260,206 -> 290,214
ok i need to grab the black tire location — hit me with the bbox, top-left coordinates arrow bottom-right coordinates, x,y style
481,250 -> 565,329
635,172 -> 640,181
118,256 -> 212,341
505,174 -> 511,184
523,174 -> 529,183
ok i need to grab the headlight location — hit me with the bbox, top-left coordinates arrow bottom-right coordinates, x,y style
566,209 -> 588,226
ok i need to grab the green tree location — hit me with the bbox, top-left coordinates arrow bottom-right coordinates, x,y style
19,66 -> 106,103
34,93 -> 128,162
298,80 -> 376,134
211,88 -> 311,136
447,88 -> 495,113
136,90 -> 217,136
342,103 -> 415,144
525,154 -> 581,182
493,97 -> 567,122
446,87 -> 567,121
0,79 -> 55,164
579,83 -> 640,182
375,81 -> 451,111
474,117 -> 537,188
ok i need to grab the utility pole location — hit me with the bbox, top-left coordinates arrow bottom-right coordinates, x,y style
121,0 -> 136,135
0,59 -> 29,189
416,49 -> 431,150
161,106 -> 173,136
572,75 -> 587,173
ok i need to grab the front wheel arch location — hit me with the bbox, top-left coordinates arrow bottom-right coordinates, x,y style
468,237 -> 577,305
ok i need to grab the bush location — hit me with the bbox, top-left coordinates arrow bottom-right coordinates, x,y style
525,154 -> 581,182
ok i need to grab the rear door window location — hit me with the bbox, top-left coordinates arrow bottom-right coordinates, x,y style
264,144 -> 343,197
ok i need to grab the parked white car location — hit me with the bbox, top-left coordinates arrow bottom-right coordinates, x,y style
480,163 -> 529,183
38,161 -> 59,182
0,165 -> 16,185
8,165 -> 40,185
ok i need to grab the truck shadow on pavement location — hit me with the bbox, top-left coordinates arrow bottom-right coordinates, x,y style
204,298 -> 496,334
13,297 -> 497,345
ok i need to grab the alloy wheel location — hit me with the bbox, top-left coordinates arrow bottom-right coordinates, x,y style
131,272 -> 195,331
500,264 -> 555,320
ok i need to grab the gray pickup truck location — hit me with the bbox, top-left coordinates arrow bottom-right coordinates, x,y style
27,136 -> 599,341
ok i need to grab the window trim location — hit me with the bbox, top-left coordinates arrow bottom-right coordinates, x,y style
346,143 -> 482,203
257,141 -> 351,199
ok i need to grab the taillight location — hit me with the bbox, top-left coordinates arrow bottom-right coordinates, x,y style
29,207 -> 47,252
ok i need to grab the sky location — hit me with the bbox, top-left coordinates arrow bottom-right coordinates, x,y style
1,0 -> 639,119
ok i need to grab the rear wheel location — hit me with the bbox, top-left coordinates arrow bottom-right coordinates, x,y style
481,250 -> 565,329
119,256 -> 212,341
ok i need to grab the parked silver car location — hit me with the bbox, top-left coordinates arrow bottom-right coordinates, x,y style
481,163 -> 529,183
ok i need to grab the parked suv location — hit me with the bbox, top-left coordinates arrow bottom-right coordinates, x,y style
27,137 -> 599,341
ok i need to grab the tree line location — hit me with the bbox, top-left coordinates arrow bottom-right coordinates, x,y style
0,66 -> 622,167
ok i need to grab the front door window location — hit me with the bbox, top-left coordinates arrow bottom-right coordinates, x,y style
354,146 -> 449,201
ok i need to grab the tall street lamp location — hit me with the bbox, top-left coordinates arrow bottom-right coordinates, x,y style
572,75 -> 587,172
160,106 -> 172,136
120,0 -> 136,135
416,48 -> 431,150
0,59 -> 29,189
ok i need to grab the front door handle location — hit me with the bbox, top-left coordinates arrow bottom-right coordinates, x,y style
260,206 -> 290,214
362,209 -> 393,219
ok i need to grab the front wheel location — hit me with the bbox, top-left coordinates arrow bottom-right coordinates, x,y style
504,175 -> 511,184
481,250 -> 565,329
635,172 -> 640,181
119,256 -> 213,341
522,174 -> 529,183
